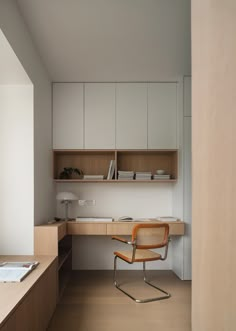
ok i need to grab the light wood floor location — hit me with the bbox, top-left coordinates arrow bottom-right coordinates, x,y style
48,270 -> 191,331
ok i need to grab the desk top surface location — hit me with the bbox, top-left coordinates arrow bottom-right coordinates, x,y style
0,255 -> 56,326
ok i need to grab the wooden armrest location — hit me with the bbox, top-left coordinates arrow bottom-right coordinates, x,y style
112,236 -> 134,245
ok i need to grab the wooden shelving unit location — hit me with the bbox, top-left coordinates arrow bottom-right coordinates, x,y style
53,149 -> 178,183
34,222 -> 72,300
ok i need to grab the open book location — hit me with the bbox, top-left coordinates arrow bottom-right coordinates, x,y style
0,261 -> 39,282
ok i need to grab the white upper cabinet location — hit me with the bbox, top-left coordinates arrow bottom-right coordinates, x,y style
84,83 -> 115,149
116,83 -> 147,149
184,76 -> 191,117
53,83 -> 84,149
148,83 -> 177,149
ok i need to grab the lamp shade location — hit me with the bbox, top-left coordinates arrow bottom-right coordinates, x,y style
56,192 -> 78,201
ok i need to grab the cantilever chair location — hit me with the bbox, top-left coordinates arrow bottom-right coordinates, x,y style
112,223 -> 170,303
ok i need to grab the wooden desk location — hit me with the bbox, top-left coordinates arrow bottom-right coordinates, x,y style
67,220 -> 185,236
34,220 -> 184,295
0,255 -> 57,331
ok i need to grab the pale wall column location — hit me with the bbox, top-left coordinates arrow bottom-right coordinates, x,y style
0,85 -> 34,254
192,1 -> 236,330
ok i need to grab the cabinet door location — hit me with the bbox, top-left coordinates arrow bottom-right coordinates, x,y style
53,83 -> 84,149
84,83 -> 115,149
184,76 -> 191,116
148,83 -> 177,149
116,83 -> 147,149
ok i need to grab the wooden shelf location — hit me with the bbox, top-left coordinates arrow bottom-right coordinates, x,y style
58,247 -> 72,271
53,149 -> 178,182
54,179 -> 176,183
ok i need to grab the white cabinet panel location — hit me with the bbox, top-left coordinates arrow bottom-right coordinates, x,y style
116,83 -> 147,149
85,83 -> 115,149
148,83 -> 177,149
53,83 -> 84,149
184,76 -> 191,116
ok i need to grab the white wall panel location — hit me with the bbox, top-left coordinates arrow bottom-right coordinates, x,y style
0,85 -> 33,254
148,83 -> 177,149
116,83 -> 147,149
85,83 -> 115,149
53,83 -> 84,149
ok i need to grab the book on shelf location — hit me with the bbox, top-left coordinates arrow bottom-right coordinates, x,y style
0,261 -> 39,282
135,171 -> 152,180
107,160 -> 115,180
118,170 -> 134,180
83,175 -> 105,180
153,174 -> 171,180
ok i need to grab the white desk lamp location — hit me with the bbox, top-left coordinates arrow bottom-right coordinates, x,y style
56,192 -> 78,220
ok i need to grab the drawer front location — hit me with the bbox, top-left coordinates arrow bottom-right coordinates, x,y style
67,223 -> 107,235
168,222 -> 185,235
107,222 -> 185,236
107,223 -> 135,235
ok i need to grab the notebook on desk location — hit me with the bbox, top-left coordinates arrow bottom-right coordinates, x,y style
156,216 -> 180,222
0,261 -> 39,282
76,217 -> 113,222
117,217 -> 153,222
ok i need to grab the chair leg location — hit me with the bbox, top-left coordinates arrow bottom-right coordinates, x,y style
142,262 -> 171,302
113,255 -> 139,302
113,256 -> 171,303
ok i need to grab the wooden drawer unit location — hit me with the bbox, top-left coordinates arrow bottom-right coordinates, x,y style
107,221 -> 185,236
0,256 -> 57,331
67,222 -> 107,235
107,222 -> 134,235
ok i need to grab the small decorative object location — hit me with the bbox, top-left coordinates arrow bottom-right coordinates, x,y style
156,169 -> 165,175
56,192 -> 78,220
59,167 -> 83,179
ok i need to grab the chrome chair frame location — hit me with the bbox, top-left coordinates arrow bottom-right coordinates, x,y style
112,224 -> 171,303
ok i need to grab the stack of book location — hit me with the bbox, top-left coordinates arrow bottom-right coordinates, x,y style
153,174 -> 171,180
135,171 -> 152,180
118,170 -> 134,180
83,175 -> 104,180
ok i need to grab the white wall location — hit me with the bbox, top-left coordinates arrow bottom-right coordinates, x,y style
0,85 -> 33,254
0,30 -> 31,84
56,183 -> 173,220
0,0 -> 54,228
72,236 -> 172,270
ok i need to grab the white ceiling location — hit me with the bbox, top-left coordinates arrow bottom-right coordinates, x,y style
16,0 -> 191,82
